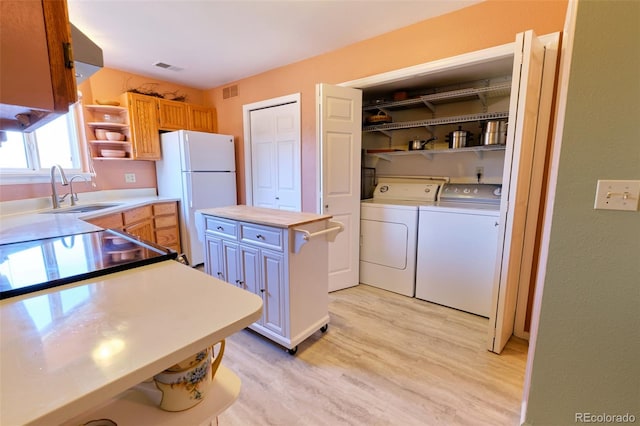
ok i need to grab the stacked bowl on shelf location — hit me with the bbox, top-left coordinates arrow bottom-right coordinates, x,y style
94,129 -> 127,158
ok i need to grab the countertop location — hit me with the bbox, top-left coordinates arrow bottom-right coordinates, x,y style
0,189 -> 179,245
0,260 -> 263,426
198,205 -> 332,228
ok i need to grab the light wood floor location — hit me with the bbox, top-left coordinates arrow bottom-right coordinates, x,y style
217,284 -> 528,426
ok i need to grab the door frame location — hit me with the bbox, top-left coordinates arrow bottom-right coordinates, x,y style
242,93 -> 301,206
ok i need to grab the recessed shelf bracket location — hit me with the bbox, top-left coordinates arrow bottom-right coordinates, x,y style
421,99 -> 436,113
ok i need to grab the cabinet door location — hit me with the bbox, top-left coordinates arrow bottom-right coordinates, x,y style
222,240 -> 240,287
0,0 -> 76,131
260,249 -> 285,336
157,98 -> 187,131
239,245 -> 260,295
153,202 -> 181,252
127,93 -> 161,160
187,105 -> 216,133
205,235 -> 224,279
124,220 -> 154,243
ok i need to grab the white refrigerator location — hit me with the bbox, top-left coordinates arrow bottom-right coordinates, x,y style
156,130 -> 237,266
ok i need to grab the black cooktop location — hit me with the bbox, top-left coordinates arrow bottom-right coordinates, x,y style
0,229 -> 177,300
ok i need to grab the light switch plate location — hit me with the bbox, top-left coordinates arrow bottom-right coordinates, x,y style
594,180 -> 640,211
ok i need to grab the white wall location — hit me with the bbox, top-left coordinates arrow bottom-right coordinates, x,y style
524,0 -> 640,424
367,150 -> 505,184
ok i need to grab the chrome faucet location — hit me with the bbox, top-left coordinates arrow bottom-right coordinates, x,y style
50,164 -> 69,209
66,175 -> 89,206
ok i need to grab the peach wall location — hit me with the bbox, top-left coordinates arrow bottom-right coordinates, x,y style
206,0 -> 568,211
1,68 -> 206,202
86,67 -> 205,106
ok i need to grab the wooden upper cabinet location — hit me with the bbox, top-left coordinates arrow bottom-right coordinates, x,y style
157,98 -> 188,131
0,0 -> 77,131
188,104 -> 217,133
124,92 -> 161,160
117,92 -> 217,161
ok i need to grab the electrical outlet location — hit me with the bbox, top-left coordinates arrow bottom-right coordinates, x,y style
124,173 -> 136,183
475,166 -> 484,175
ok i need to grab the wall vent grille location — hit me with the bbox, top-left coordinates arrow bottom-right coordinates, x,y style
223,85 -> 239,99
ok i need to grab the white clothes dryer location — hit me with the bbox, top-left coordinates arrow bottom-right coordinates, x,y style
360,181 -> 440,296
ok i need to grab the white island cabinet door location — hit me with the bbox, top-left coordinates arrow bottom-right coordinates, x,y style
260,249 -> 286,336
205,235 -> 224,279
489,30 -> 546,354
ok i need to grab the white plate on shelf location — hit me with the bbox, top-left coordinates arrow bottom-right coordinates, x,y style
101,149 -> 126,158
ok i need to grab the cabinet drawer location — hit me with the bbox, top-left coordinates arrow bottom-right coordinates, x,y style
123,205 -> 153,225
86,212 -> 123,229
240,223 -> 283,251
155,215 -> 177,228
153,202 -> 177,215
205,216 -> 237,238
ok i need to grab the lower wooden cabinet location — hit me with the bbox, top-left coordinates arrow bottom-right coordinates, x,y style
84,212 -> 123,229
153,202 -> 181,253
84,201 -> 180,253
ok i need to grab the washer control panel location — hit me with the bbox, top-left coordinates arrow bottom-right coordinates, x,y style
439,183 -> 502,204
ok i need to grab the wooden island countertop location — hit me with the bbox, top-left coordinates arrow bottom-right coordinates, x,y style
197,205 -> 332,228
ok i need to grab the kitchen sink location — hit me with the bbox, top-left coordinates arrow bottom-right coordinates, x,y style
44,203 -> 122,214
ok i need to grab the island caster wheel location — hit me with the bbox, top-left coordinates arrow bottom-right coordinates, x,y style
320,324 -> 328,333
287,346 -> 298,355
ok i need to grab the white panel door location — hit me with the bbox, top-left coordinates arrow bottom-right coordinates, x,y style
489,30 -> 545,353
317,83 -> 362,292
250,102 -> 301,211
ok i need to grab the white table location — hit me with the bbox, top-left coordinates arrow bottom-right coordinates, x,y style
0,261 -> 262,425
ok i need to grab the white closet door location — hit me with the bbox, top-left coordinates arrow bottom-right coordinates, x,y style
317,83 -> 362,292
489,30 -> 545,353
250,102 -> 301,211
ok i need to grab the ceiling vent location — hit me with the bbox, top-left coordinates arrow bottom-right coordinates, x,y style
153,62 -> 183,72
223,85 -> 238,99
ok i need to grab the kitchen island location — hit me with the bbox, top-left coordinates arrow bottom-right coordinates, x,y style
198,205 -> 341,354
0,260 -> 262,425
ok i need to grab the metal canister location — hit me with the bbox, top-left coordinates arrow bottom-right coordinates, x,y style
482,120 -> 507,145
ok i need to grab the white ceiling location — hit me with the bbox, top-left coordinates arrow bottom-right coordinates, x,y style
67,0 -> 482,90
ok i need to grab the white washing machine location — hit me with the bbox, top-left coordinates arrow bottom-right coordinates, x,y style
360,180 -> 440,296
416,183 -> 502,317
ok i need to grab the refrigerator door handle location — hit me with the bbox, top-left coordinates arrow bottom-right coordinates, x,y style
186,177 -> 193,208
183,133 -> 191,171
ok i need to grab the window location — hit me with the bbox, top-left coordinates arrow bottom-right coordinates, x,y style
0,100 -> 85,181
